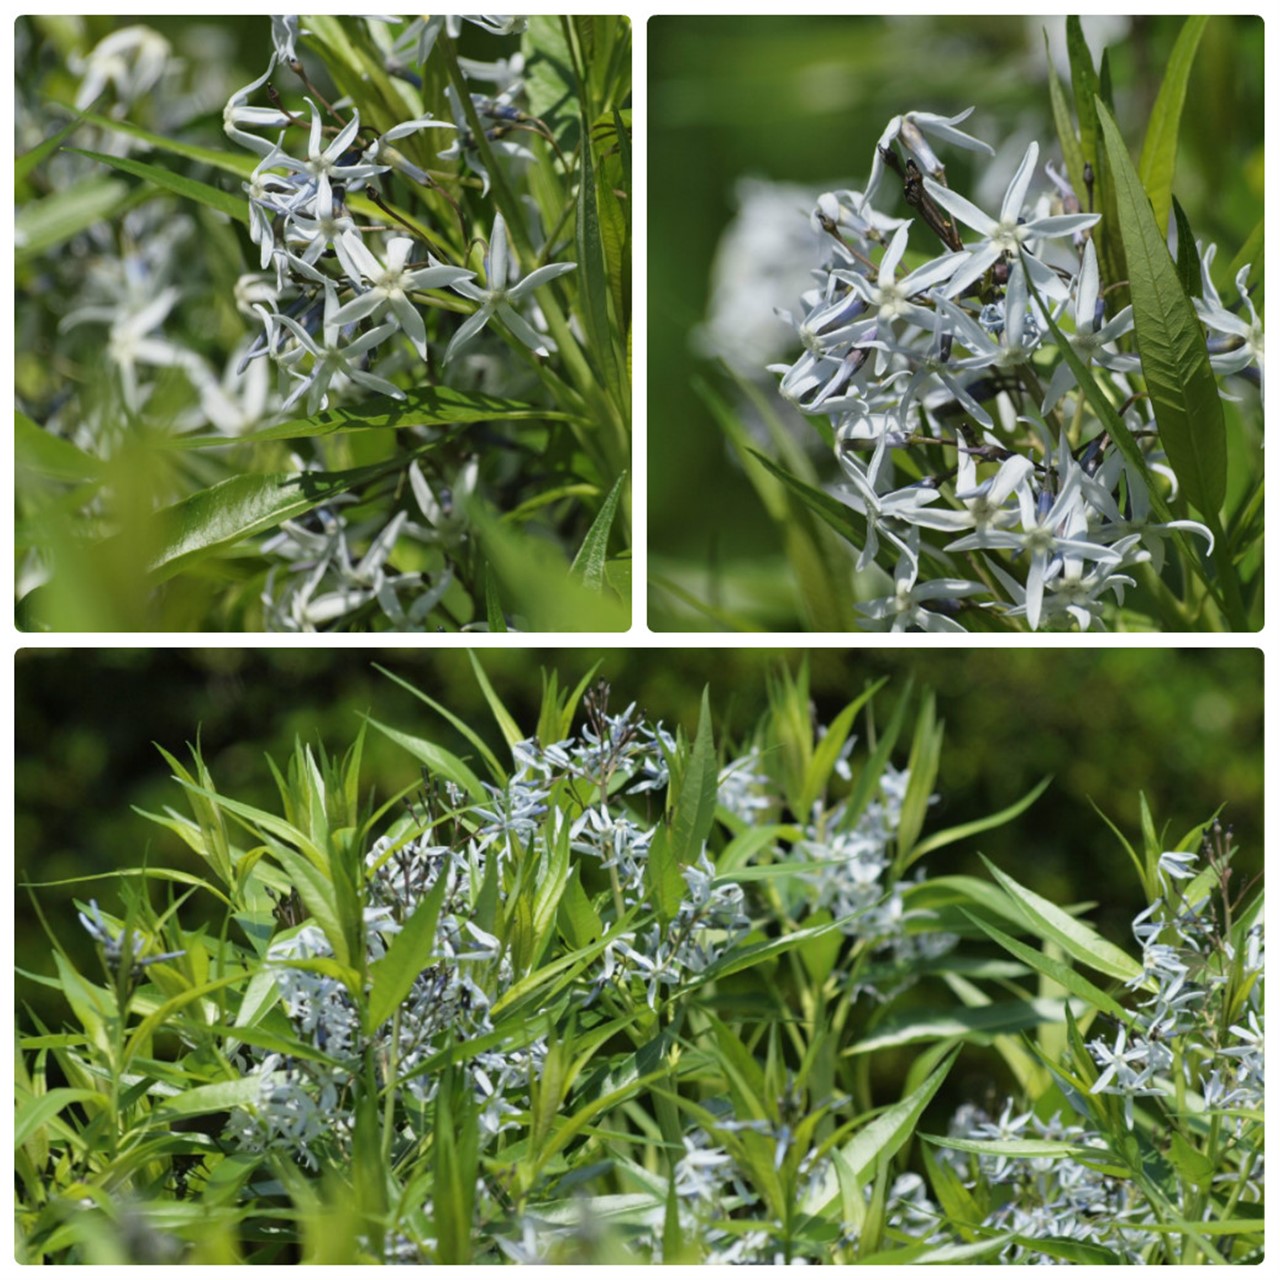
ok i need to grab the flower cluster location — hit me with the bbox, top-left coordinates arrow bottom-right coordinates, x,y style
222,17 -> 576,629
932,824 -> 1263,1263
17,16 -> 611,633
212,687 -> 941,1262
769,109 -> 1261,631
226,26 -> 576,407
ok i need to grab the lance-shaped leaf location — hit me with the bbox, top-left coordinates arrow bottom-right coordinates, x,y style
66,147 -> 247,224
367,871 -> 449,1030
668,687 -> 719,869
979,853 -> 1144,983
570,470 -> 628,592
1138,16 -> 1209,237
169,386 -> 568,450
141,458 -> 408,581
1096,99 -> 1226,516
803,1049 -> 959,1213
1171,195 -> 1200,301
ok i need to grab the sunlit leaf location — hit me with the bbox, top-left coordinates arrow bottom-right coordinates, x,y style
1097,99 -> 1226,515
1137,16 -> 1209,236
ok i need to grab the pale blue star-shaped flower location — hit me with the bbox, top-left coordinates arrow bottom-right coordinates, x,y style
1037,239 -> 1140,411
331,232 -> 474,359
268,283 -> 404,414
856,531 -> 985,632
445,213 -> 575,361
925,141 -> 1099,302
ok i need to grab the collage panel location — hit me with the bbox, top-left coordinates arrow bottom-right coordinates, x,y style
15,646 -> 1263,1263
16,15 -> 631,633
648,16 -> 1263,633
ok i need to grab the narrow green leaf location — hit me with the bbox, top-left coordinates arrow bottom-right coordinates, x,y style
700,378 -> 853,631
979,853 -> 1144,983
805,1050 -> 958,1213
908,777 -> 1052,862
557,866 -> 602,949
1043,30 -> 1086,222
749,449 -> 865,552
16,114 -> 91,184
708,1015 -> 770,1121
1098,48 -> 1115,114
1143,1218 -> 1267,1237
362,716 -> 487,802
701,916 -> 845,983
831,1147 -> 867,1236
271,849 -> 348,969
24,864 -> 233,906
569,470 -> 627,592
1014,1236 -> 1124,1265
662,1175 -> 685,1262
484,570 -> 508,632
924,1134 -> 1099,1159
896,693 -> 942,864
535,1063 -> 670,1175
920,1143 -> 984,1243
368,872 -> 449,1029
169,778 -> 322,867
846,997 -> 1084,1054
669,688 -> 719,868
530,818 -> 573,948
1097,99 -> 1227,515
75,110 -> 256,178
960,911 -> 1133,1023
522,17 -> 580,151
15,1088 -> 100,1148
466,651 -> 523,747
16,412 -> 103,483
575,105 -> 624,409
715,823 -> 801,875
645,824 -> 684,926
799,681 -> 885,816
471,504 -> 630,631
65,147 -> 247,224
171,385 -> 567,450
151,1076 -> 261,1121
370,667 -> 505,783
1065,17 -> 1100,172
15,175 -> 130,261
1168,1131 -> 1216,1189
1087,797 -> 1152,900
124,973 -> 247,1063
597,112 -> 631,333
902,874 -> 1046,934
1138,16 -> 1209,236
858,1235 -> 1013,1265
1064,20 -> 1126,292
164,457 -> 412,580
1171,195 -> 1200,301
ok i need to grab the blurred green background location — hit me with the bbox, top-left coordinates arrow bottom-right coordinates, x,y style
15,646 -> 1263,1036
648,15 -> 1264,629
